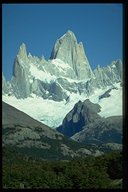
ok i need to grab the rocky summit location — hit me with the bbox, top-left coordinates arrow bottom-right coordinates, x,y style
57,99 -> 122,149
50,30 -> 94,80
2,30 -> 122,102
2,30 -> 122,139
57,99 -> 101,137
2,30 -> 123,159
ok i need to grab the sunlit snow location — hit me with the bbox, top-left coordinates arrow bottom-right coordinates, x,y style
98,85 -> 122,117
30,64 -> 56,83
51,59 -> 72,70
2,83 -> 122,129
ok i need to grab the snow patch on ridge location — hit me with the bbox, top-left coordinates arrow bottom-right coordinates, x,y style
51,59 -> 72,70
30,64 -> 56,83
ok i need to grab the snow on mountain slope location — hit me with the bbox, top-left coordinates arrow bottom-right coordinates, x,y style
3,31 -> 122,102
51,58 -> 72,70
29,63 -> 56,83
2,83 -> 122,128
88,83 -> 122,117
98,84 -> 122,117
2,31 -> 122,128
2,91 -> 85,128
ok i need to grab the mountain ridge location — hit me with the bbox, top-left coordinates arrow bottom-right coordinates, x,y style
2,30 -> 122,129
2,101 -> 104,160
2,30 -> 122,100
2,30 -> 123,160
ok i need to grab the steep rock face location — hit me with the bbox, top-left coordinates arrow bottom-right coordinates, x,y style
56,98 -> 122,146
50,30 -> 94,80
4,31 -> 95,100
104,60 -> 122,82
93,60 -> 122,88
2,73 -> 12,95
2,31 -> 122,102
11,44 -> 31,98
7,42 -> 73,100
57,99 -> 101,137
2,73 -> 8,94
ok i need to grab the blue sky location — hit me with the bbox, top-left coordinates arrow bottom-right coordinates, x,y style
2,3 -> 123,80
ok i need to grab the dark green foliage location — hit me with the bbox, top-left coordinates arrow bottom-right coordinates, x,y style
3,147 -> 122,189
103,151 -> 122,179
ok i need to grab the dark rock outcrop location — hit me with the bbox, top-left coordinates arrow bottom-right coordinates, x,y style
57,99 -> 101,137
56,99 -> 122,146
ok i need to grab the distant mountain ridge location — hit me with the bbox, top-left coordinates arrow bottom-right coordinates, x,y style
2,30 -> 122,101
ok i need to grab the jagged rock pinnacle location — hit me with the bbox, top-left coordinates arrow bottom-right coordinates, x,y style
50,30 -> 94,80
2,32 -> 122,102
17,43 -> 27,59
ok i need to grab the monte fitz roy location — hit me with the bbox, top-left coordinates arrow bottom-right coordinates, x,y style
2,30 -> 122,158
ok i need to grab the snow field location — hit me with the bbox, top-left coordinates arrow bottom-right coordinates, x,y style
2,83 -> 122,128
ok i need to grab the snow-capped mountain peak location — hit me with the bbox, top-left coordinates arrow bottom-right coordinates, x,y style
2,31 -> 122,128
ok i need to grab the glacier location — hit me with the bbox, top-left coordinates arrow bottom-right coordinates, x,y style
2,83 -> 122,128
2,30 -> 123,128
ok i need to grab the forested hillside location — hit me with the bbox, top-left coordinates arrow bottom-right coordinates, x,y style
3,148 -> 122,189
